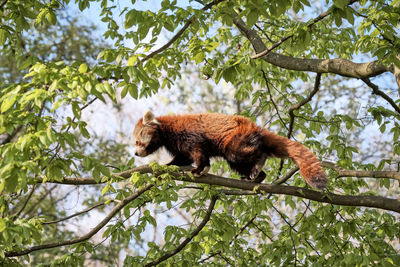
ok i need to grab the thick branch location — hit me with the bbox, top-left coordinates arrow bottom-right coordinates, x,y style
29,164 -> 400,213
179,174 -> 400,213
5,184 -> 153,257
232,15 -> 388,79
144,195 -> 218,266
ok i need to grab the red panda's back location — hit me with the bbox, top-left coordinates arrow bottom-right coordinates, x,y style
156,113 -> 260,147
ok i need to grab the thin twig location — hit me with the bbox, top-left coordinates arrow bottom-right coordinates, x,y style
21,185 -> 58,218
92,198 -> 153,251
199,164 -> 301,263
141,0 -> 227,63
14,185 -> 37,218
144,195 -> 218,266
276,73 -> 321,180
362,78 -> 400,114
45,97 -> 98,169
261,70 -> 288,131
287,73 -> 322,138
198,213 -> 258,264
251,0 -> 360,59
273,166 -> 299,185
43,201 -> 107,225
5,184 -> 153,257
0,0 -> 8,9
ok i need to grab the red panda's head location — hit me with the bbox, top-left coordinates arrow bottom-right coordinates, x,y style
133,111 -> 161,157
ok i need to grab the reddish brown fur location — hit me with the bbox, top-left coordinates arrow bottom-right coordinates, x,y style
133,112 -> 328,189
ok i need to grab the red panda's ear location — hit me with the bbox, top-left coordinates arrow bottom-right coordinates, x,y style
143,110 -> 159,125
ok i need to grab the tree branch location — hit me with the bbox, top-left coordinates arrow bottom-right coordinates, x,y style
13,185 -> 36,218
288,73 -> 322,138
361,78 -> 400,114
141,0 -> 227,63
28,163 -> 400,213
261,70 -> 288,131
199,213 -> 257,264
5,184 -> 153,257
322,161 -> 400,181
21,185 -> 57,218
0,125 -> 23,145
232,14 -> 388,79
42,201 -> 107,225
144,195 -> 218,266
0,0 -> 8,9
185,174 -> 399,213
251,1 -> 359,59
273,166 -> 300,185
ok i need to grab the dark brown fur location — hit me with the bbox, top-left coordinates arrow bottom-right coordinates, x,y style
133,112 -> 328,189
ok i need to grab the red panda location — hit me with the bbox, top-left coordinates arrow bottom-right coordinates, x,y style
133,111 -> 328,189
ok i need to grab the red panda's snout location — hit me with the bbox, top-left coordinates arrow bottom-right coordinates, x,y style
134,144 -> 148,157
133,134 -> 161,157
133,135 -> 153,157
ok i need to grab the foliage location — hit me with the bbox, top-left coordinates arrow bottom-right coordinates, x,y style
0,0 -> 399,266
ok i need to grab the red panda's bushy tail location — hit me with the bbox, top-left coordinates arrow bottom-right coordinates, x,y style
263,131 -> 328,190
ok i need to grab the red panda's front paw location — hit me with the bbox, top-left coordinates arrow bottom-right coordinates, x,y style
191,168 -> 201,177
241,172 -> 266,183
191,166 -> 210,177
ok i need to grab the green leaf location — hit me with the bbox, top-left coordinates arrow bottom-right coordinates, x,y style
101,184 -> 110,195
79,123 -> 90,138
92,168 -> 101,183
121,85 -> 129,98
71,101 -> 81,119
103,82 -> 114,99
0,29 -> 8,46
333,0 -> 346,10
128,84 -> 138,99
1,95 -> 17,113
79,63 -> 88,73
0,218 -> 6,232
99,164 -> 110,177
127,55 -> 137,66
46,10 -> 57,25
247,9 -> 259,27
344,7 -> 354,25
193,51 -> 205,64
393,127 -> 400,141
